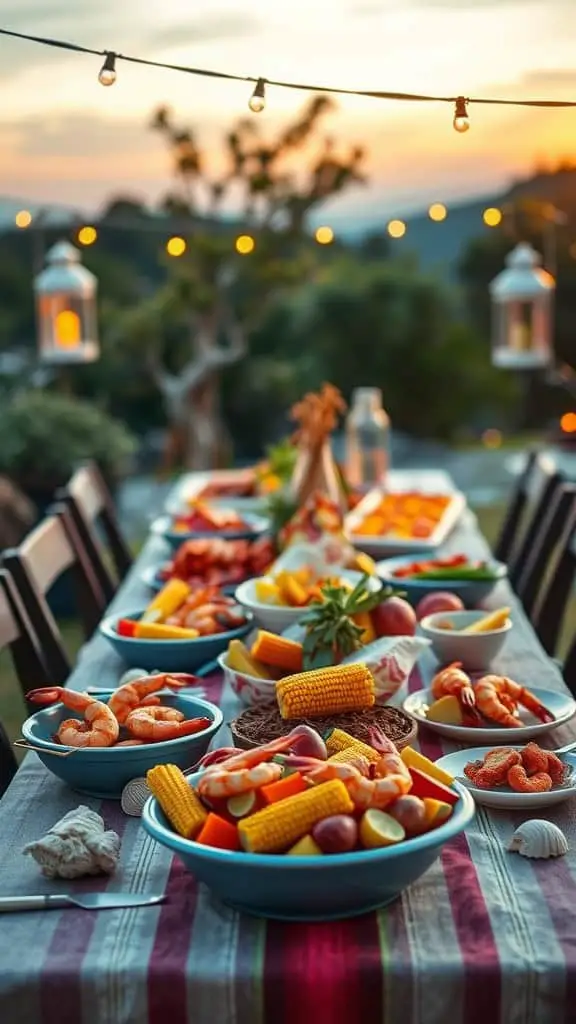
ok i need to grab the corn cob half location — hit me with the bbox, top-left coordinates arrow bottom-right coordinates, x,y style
276,663 -> 375,719
147,763 -> 208,839
238,778 -> 354,853
325,727 -> 380,764
327,747 -> 371,774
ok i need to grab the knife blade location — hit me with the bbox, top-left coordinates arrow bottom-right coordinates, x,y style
0,893 -> 165,912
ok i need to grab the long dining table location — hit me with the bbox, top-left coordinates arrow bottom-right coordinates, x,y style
1,469 -> 576,1024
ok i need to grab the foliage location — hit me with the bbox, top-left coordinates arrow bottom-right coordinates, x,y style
0,390 -> 137,489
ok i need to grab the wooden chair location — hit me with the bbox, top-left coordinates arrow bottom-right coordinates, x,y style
531,501 -> 576,657
515,483 -> 576,617
494,450 -> 539,563
504,455 -> 563,590
57,463 -> 133,606
563,634 -> 576,698
1,504 -> 107,683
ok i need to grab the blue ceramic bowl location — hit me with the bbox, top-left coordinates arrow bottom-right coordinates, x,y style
150,512 -> 270,551
141,564 -> 239,597
376,554 -> 508,607
21,693 -> 223,800
99,607 -> 253,672
142,773 -> 475,921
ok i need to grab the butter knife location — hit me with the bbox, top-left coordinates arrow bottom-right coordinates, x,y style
0,893 -> 165,912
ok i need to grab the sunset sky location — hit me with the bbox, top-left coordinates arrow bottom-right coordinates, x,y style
2,0 -> 576,225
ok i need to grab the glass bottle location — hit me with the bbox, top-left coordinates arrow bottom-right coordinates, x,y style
345,387 -> 390,490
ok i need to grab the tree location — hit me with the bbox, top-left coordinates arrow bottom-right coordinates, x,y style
115,96 -> 366,470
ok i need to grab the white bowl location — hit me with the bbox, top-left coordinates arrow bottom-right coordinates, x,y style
217,651 -> 278,707
435,746 -> 576,810
418,609 -> 511,671
235,570 -> 382,634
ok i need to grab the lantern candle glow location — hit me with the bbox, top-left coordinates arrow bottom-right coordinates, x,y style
489,242 -> 554,370
34,240 -> 99,364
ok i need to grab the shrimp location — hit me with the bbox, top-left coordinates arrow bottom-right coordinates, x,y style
197,735 -> 297,800
545,751 -> 568,785
27,687 -> 119,748
430,662 -> 480,719
108,672 -> 198,724
124,707 -> 210,743
474,675 -> 555,727
305,756 -> 411,811
507,765 -> 552,793
520,742 -> 549,775
472,748 -> 521,789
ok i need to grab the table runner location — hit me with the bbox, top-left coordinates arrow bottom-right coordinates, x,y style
1,494 -> 576,1024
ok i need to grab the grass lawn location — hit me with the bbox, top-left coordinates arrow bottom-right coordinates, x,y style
0,503 -> 573,751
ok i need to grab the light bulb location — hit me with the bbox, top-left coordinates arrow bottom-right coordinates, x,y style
98,51 -> 117,86
248,78 -> 266,113
453,96 -> 469,133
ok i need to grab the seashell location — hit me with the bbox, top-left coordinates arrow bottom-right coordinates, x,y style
121,777 -> 152,817
507,819 -> 568,860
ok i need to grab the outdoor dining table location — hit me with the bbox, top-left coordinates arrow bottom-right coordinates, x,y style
1,469 -> 576,1024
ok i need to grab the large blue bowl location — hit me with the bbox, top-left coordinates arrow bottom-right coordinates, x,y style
150,513 -> 270,551
376,554 -> 508,607
21,693 -> 223,800
99,607 -> 253,672
142,773 -> 475,921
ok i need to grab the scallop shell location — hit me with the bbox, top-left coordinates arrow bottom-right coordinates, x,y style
507,819 -> 568,859
121,777 -> 152,817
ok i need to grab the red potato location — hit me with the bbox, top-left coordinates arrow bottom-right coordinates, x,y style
371,596 -> 417,637
312,815 -> 358,854
415,592 -> 465,621
387,795 -> 427,835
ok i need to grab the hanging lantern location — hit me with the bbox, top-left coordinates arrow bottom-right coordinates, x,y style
489,242 -> 554,370
34,240 -> 99,364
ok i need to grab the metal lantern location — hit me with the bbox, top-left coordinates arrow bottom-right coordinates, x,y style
489,242 -> 555,370
34,240 -> 99,364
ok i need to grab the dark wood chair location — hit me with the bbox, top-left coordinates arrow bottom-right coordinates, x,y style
57,463 -> 132,606
1,504 -> 107,683
531,501 -> 576,657
515,483 -> 576,617
563,634 -> 576,698
504,455 -> 563,590
494,450 -> 539,563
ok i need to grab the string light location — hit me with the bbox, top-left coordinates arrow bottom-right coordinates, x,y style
453,96 -> 470,133
3,27 -> 576,112
98,51 -> 117,86
387,219 -> 406,239
78,225 -> 97,245
15,210 -> 32,228
235,234 -> 255,255
315,226 -> 334,245
483,207 -> 502,227
428,203 -> 447,222
166,236 -> 186,256
248,78 -> 266,113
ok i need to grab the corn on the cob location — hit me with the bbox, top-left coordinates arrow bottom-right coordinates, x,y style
146,763 -> 208,839
325,727 -> 380,764
327,747 -> 371,773
238,779 -> 354,853
276,663 -> 375,719
251,630 -> 303,673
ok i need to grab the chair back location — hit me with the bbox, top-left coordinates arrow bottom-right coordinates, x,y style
564,633 -> 576,698
58,463 -> 132,604
531,502 -> 576,656
505,455 -> 563,588
2,505 -> 106,682
515,483 -> 576,617
494,450 -> 539,563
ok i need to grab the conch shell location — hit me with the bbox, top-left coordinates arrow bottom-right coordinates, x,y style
507,819 -> 568,859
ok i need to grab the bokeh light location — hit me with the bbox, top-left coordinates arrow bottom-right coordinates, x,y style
483,207 -> 502,228
15,210 -> 32,228
166,236 -> 186,257
560,412 -> 576,433
481,428 -> 503,449
428,203 -> 447,222
315,226 -> 334,245
235,234 -> 255,255
387,219 -> 406,239
78,226 -> 97,246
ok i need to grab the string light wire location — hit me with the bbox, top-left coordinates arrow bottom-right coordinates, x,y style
3,25 -> 576,110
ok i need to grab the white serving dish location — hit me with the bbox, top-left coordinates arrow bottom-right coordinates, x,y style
235,570 -> 382,634
217,651 -> 278,707
165,470 -> 268,516
344,487 -> 466,557
435,746 -> 576,809
403,685 -> 576,744
418,610 -> 512,671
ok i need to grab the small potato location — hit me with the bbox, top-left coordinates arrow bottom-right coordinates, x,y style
312,815 -> 358,854
387,795 -> 427,836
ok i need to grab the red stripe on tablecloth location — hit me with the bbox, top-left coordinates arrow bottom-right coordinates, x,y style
410,665 -> 501,1024
263,914 -> 383,1024
148,671 -> 225,1024
530,851 -> 576,1021
39,803 -> 128,1024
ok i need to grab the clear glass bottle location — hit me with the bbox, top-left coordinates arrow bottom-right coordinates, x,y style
345,387 -> 390,490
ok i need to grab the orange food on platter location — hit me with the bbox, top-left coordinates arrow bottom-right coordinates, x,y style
463,743 -> 568,793
352,491 -> 452,540
171,499 -> 251,534
160,536 -> 275,590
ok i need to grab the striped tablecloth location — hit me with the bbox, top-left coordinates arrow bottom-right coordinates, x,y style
1,496 -> 576,1024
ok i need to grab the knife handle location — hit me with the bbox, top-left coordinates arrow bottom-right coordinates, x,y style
0,895 -> 70,912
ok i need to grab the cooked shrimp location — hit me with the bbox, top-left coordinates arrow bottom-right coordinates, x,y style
431,662 -> 479,717
27,687 -> 119,748
474,676 -> 555,727
520,742 -> 549,775
124,707 -> 210,743
305,757 -> 411,811
473,748 -> 521,789
544,750 -> 568,785
197,735 -> 297,799
108,672 -> 198,724
507,765 -> 552,793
